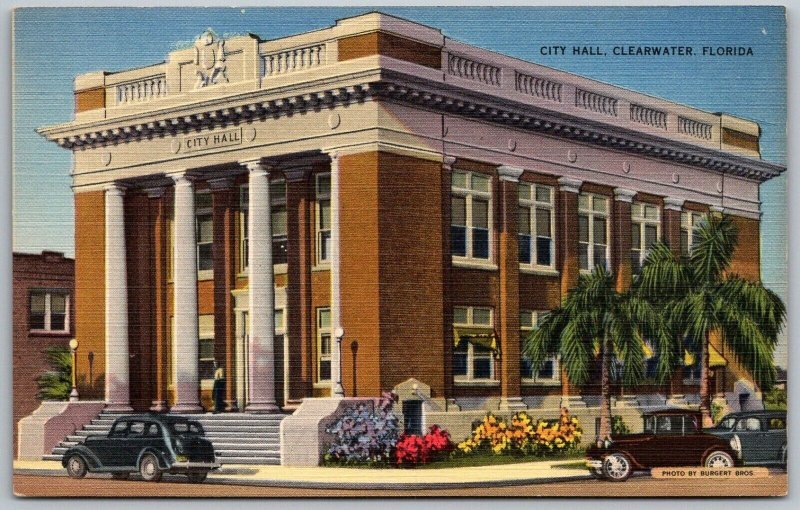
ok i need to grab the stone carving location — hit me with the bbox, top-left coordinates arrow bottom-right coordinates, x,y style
194,29 -> 229,89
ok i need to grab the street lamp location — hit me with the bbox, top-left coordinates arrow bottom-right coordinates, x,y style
68,338 -> 79,402
333,327 -> 345,397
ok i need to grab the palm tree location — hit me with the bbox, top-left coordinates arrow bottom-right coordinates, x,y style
637,214 -> 785,427
524,266 -> 675,439
36,345 -> 73,401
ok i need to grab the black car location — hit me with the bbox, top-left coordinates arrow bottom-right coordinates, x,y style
704,410 -> 787,468
63,414 -> 219,483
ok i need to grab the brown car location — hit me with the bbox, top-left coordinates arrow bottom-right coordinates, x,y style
586,408 -> 739,481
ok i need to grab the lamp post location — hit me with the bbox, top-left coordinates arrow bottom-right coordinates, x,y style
333,327 -> 345,397
68,338 -> 79,402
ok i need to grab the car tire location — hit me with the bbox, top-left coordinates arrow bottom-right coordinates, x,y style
704,450 -> 734,468
589,467 -> 606,480
65,454 -> 88,479
602,453 -> 632,482
111,473 -> 130,480
186,472 -> 208,484
139,453 -> 163,482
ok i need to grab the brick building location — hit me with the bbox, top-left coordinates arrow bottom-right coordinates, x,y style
13,251 -> 75,456
34,13 -> 782,438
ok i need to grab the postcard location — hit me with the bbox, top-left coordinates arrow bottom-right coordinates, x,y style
12,6 -> 787,497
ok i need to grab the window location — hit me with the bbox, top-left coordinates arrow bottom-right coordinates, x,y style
198,315 -> 215,381
681,211 -> 706,256
736,418 -> 763,432
520,310 -> 560,383
110,421 -> 128,437
317,308 -> 332,383
519,184 -> 555,269
453,306 -> 495,381
239,180 -> 289,272
578,193 -> 610,271
768,417 -> 786,430
196,191 -> 213,279
29,290 -> 70,333
451,171 -> 492,261
316,174 -> 332,265
631,202 -> 660,274
128,421 -> 146,437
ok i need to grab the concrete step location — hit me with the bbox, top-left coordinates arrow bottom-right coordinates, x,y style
201,426 -> 280,433
195,419 -> 284,427
42,454 -> 63,462
210,443 -> 279,451
59,441 -> 80,447
83,424 -> 114,431
216,456 -> 280,465
215,446 -> 280,454
74,430 -> 108,437
66,435 -> 87,443
204,435 -> 280,443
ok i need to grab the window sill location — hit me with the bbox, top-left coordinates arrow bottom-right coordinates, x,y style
312,265 -> 331,273
313,382 -> 333,390
519,266 -> 560,277
454,380 -> 500,387
452,259 -> 498,272
198,270 -> 214,282
521,379 -> 561,387
236,264 -> 289,279
29,330 -> 71,337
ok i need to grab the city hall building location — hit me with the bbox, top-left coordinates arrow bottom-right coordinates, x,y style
36,13 -> 783,439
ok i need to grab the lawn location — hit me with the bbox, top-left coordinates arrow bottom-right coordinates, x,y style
416,449 -> 586,469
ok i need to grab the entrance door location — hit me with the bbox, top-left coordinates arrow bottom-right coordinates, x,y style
236,311 -> 250,410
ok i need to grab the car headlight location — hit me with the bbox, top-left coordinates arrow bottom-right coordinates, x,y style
175,454 -> 189,462
730,435 -> 742,458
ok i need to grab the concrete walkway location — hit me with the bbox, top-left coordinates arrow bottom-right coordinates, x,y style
14,459 -> 593,489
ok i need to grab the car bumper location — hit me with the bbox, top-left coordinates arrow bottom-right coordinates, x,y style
586,459 -> 603,470
169,461 -> 220,471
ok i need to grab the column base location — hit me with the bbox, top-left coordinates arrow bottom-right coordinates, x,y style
498,397 -> 528,411
224,400 -> 240,413
150,400 -> 168,413
170,403 -> 204,414
560,396 -> 587,409
104,403 -> 134,414
245,402 -> 281,414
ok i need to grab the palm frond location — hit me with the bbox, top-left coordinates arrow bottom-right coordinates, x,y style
635,242 -> 691,302
717,276 -> 786,342
690,214 -> 737,284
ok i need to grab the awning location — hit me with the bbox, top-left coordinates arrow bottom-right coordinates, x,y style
454,327 -> 500,356
683,345 -> 727,367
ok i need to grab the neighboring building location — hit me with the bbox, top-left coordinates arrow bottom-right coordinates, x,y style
13,251 -> 75,456
35,13 -> 783,436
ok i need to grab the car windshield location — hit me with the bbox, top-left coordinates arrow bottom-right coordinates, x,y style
716,417 -> 737,429
170,421 -> 205,436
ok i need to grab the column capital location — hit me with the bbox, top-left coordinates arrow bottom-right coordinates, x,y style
613,188 -> 637,203
283,164 -> 314,183
557,176 -> 582,194
497,165 -> 525,183
170,173 -> 193,187
442,156 -> 457,172
104,182 -> 128,196
241,159 -> 271,176
207,177 -> 235,191
663,197 -> 685,211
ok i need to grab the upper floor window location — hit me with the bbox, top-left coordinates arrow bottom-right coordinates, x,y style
29,290 -> 70,333
520,310 -> 559,383
578,193 -> 610,271
518,183 -> 555,269
317,307 -> 332,383
316,174 -> 332,265
239,179 -> 289,272
451,171 -> 492,262
196,191 -> 213,279
681,211 -> 706,256
453,306 -> 496,381
631,202 -> 661,274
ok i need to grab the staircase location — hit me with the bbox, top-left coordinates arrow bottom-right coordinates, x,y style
45,411 -> 287,465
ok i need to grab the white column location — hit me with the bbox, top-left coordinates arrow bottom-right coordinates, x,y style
171,174 -> 203,413
243,159 -> 280,413
329,153 -> 344,398
104,183 -> 132,412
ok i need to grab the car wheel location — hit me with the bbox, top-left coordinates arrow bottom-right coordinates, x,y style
111,473 -> 130,480
139,454 -> 162,482
65,455 -> 88,479
186,472 -> 208,484
704,451 -> 734,468
589,467 -> 606,480
602,453 -> 632,482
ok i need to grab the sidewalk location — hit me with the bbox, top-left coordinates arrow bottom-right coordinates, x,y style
14,459 -> 593,489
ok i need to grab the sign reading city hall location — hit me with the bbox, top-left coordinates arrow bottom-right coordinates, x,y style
182,127 -> 242,153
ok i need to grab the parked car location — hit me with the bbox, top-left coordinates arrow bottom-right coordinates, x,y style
63,414 -> 219,483
586,408 -> 739,482
704,410 -> 787,468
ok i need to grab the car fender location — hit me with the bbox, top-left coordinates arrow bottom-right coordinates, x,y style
136,448 -> 172,471
700,444 -> 738,465
603,448 -> 646,470
61,445 -> 102,470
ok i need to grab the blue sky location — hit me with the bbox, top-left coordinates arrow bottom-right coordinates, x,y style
12,6 -> 787,365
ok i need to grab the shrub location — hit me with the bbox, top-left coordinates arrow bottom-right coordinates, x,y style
763,388 -> 787,411
456,408 -> 582,456
323,392 -> 400,466
395,425 -> 454,467
611,415 -> 630,435
37,346 -> 72,401
711,400 -> 727,424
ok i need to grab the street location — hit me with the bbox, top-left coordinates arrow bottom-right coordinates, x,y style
13,471 -> 787,497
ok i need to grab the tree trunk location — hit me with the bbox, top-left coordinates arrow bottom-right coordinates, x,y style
599,334 -> 612,439
699,331 -> 713,427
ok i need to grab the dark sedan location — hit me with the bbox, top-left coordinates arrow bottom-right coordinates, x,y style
63,414 -> 219,483
705,410 -> 787,467
586,409 -> 739,482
